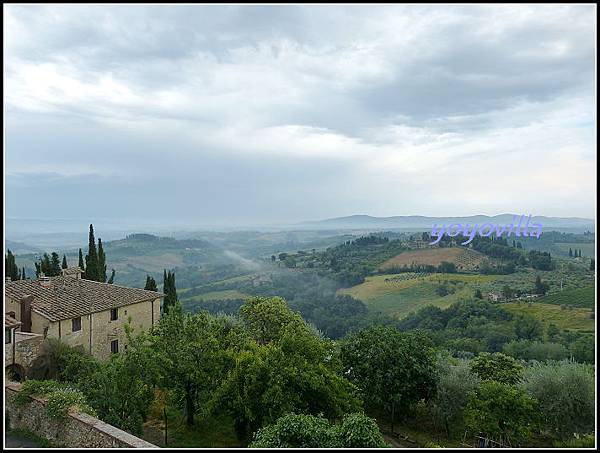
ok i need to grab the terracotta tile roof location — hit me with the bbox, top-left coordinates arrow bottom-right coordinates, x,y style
5,314 -> 21,329
5,277 -> 164,322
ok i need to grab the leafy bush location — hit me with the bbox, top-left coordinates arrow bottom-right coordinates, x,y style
522,361 -> 595,439
464,381 -> 539,445
330,412 -> 388,448
430,355 -> 480,436
15,379 -> 96,419
15,380 -> 68,406
502,340 -> 569,361
45,388 -> 96,419
250,413 -> 387,448
469,352 -> 524,384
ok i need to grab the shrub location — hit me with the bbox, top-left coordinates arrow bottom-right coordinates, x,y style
250,413 -> 388,448
469,352 -> 524,384
464,381 -> 539,446
522,361 -> 595,439
45,388 -> 96,419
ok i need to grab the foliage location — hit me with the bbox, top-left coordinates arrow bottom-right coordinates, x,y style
522,361 -> 595,439
502,339 -> 569,361
27,339 -> 99,382
5,249 -> 21,280
469,352 -> 524,384
218,297 -> 360,440
250,413 -> 388,448
514,313 -> 543,341
152,303 -> 231,427
430,354 -> 480,436
45,388 -> 96,418
464,381 -> 539,446
340,326 -> 437,430
552,434 -> 595,448
15,380 -> 95,419
162,269 -> 178,313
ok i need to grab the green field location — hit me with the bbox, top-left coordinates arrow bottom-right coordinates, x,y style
502,302 -> 595,333
535,286 -> 595,308
338,273 -> 497,319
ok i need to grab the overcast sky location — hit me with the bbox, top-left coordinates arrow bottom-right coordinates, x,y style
4,4 -> 596,228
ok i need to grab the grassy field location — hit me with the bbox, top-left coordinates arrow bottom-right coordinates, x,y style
534,286 -> 595,308
502,302 -> 594,333
380,247 -> 486,272
338,273 -> 497,319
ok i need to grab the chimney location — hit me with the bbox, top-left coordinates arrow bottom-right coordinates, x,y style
20,295 -> 34,333
39,274 -> 52,287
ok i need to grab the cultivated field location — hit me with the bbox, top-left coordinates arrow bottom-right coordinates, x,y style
338,273 -> 497,319
380,247 -> 486,272
503,302 -> 595,333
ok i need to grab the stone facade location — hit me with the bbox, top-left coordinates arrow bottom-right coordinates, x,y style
5,291 -> 161,362
6,332 -> 45,369
5,383 -> 157,448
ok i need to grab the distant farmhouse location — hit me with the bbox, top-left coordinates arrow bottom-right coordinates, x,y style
5,267 -> 163,379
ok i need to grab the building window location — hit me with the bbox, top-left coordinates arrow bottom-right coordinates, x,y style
110,339 -> 119,354
5,328 -> 11,344
72,317 -> 82,332
110,308 -> 118,321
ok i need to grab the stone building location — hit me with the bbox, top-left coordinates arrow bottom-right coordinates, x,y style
4,268 -> 164,367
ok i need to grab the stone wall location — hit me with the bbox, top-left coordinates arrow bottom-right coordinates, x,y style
13,332 -> 44,368
5,383 -> 157,448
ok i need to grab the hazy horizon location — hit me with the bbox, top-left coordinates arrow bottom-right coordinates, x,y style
5,4 -> 597,225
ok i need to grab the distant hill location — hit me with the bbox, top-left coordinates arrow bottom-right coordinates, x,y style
5,240 -> 44,255
297,214 -> 595,232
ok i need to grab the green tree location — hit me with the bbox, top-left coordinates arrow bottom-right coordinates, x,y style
464,381 -> 539,446
239,296 -> 302,344
431,355 -> 480,437
85,224 -> 99,281
469,352 -> 523,385
533,275 -> 549,296
250,413 -> 387,448
514,314 -> 543,341
50,252 -> 62,277
144,275 -> 158,291
219,297 -> 360,440
570,335 -> 595,364
5,249 -> 20,280
590,259 -> 595,271
162,270 -> 178,313
340,326 -> 437,433
522,361 -> 594,440
153,304 -> 228,427
78,248 -> 85,275
107,269 -> 115,284
98,238 -> 107,282
61,254 -> 68,269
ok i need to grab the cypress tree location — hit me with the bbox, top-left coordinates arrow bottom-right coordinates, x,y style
21,267 -> 26,280
98,238 -> 107,283
40,253 -> 52,276
50,252 -> 62,276
569,248 -> 573,257
145,275 -> 158,292
62,254 -> 68,269
78,248 -> 85,276
5,250 -> 20,281
162,270 -> 178,313
107,269 -> 115,284
85,224 -> 99,281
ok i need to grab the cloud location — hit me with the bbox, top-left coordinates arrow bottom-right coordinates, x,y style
4,4 -> 596,225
